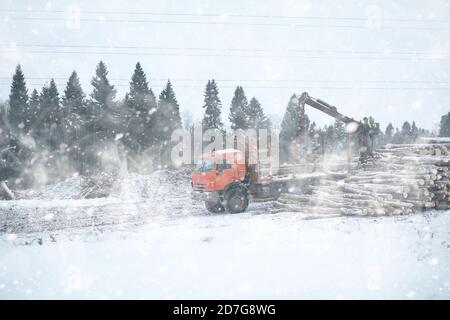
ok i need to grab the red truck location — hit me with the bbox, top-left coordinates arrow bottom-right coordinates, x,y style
191,92 -> 363,213
192,148 -> 279,213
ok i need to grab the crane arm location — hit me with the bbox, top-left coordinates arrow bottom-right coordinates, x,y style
299,92 -> 360,125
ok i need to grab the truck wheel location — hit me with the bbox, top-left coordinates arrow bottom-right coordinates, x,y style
225,187 -> 249,213
205,200 -> 225,213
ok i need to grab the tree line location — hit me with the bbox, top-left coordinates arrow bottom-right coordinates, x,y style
0,62 -> 272,187
0,62 -> 445,188
278,94 -> 434,163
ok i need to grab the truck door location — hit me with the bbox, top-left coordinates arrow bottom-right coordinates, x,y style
214,159 -> 234,190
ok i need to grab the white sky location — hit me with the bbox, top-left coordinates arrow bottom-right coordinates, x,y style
0,0 -> 449,131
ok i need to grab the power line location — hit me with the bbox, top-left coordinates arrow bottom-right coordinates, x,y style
0,44 -> 446,56
0,49 -> 447,61
2,9 -> 449,24
5,16 -> 450,31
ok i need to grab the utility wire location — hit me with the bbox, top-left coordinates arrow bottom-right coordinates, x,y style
0,44 -> 446,56
2,9 -> 449,23
0,49 -> 447,61
4,16 -> 450,31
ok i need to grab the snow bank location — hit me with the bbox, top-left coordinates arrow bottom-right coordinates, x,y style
1,211 -> 449,299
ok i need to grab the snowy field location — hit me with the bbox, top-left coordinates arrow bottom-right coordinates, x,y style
1,170 -> 450,299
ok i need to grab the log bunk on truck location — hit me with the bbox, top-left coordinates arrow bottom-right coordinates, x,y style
192,92 -> 366,213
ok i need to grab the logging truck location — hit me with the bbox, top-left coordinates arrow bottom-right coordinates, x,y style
191,92 -> 365,213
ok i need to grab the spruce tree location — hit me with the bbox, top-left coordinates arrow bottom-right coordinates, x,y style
308,121 -> 317,139
90,61 -> 116,109
88,61 -> 117,143
385,123 -> 394,144
38,79 -> 62,150
62,71 -> 87,170
279,94 -> 310,163
150,80 -> 181,166
411,121 -> 419,141
8,65 -> 28,132
125,62 -> 157,151
154,80 -> 181,143
229,86 -> 249,130
333,120 -> 346,150
202,80 -> 223,131
385,123 -> 394,137
247,97 -> 271,130
401,121 -> 412,143
28,89 -> 40,134
280,94 -> 310,141
325,125 -> 336,151
63,71 -> 86,117
401,121 -> 411,135
392,127 -> 402,144
0,101 -> 28,184
439,112 -> 450,137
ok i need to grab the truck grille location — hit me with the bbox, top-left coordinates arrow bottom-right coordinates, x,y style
193,183 -> 207,192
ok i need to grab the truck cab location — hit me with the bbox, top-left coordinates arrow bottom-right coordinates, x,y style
192,148 -> 279,213
192,149 -> 248,213
192,149 -> 246,193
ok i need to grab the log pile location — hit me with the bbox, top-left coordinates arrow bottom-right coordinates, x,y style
273,140 -> 450,216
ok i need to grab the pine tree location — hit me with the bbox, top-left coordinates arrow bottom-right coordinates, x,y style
88,61 -> 117,142
439,112 -> 450,137
28,89 -> 40,134
385,123 -> 394,137
124,62 -> 157,152
90,61 -> 116,110
154,80 -> 182,143
280,94 -> 310,140
333,120 -> 346,150
279,94 -> 310,163
38,79 -> 62,150
8,65 -> 28,132
229,86 -> 249,130
411,121 -> 419,141
401,121 -> 411,136
247,97 -> 271,130
401,121 -> 412,143
150,80 -> 182,167
2,94 -> 35,188
0,101 -> 26,184
63,71 -> 86,117
385,122 -> 394,144
62,71 -> 87,170
308,121 -> 317,138
325,125 -> 336,151
0,102 -> 7,134
392,127 -> 402,144
202,80 -> 223,131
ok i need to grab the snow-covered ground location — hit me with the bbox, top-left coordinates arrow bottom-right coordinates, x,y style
1,170 -> 450,299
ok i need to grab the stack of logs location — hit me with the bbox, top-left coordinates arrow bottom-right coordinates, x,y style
274,139 -> 450,216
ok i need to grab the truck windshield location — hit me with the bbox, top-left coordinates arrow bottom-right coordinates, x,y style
195,159 -> 214,172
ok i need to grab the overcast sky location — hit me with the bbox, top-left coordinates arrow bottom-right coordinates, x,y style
0,0 -> 449,131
